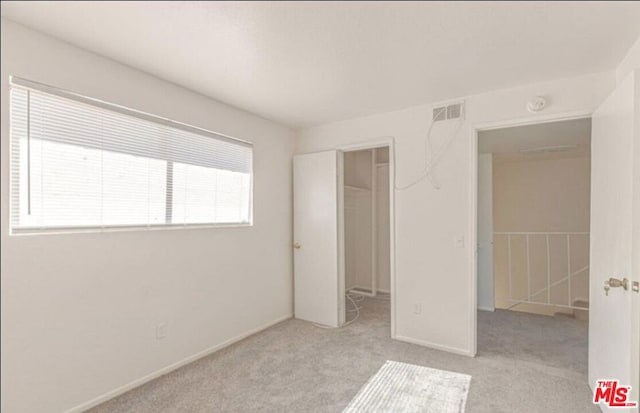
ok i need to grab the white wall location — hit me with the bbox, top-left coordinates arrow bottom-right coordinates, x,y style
344,150 -> 373,291
376,163 -> 391,293
0,19 -> 295,413
344,148 -> 391,295
297,71 -> 615,355
492,152 -> 591,316
476,154 -> 494,311
493,153 -> 591,233
616,37 -> 640,86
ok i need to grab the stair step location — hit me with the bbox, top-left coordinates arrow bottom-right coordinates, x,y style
554,312 -> 575,318
572,299 -> 589,321
572,299 -> 589,309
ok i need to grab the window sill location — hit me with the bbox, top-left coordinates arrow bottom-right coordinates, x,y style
9,222 -> 253,236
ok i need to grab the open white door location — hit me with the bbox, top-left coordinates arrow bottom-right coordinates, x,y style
589,71 -> 640,411
293,151 -> 345,327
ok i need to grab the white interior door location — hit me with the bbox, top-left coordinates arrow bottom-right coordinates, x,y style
477,153 -> 495,311
293,151 -> 344,327
589,71 -> 639,411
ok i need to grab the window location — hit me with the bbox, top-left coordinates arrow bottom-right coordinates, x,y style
9,78 -> 253,233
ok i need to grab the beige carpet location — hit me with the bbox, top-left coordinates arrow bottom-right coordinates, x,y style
89,298 -> 597,413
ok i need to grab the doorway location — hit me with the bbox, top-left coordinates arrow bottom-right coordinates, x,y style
292,140 -> 396,334
478,118 -> 592,317
474,117 -> 592,374
342,146 -> 392,326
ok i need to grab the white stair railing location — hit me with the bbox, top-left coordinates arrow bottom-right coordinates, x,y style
494,232 -> 589,310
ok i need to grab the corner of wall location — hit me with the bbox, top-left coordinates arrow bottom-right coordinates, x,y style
616,37 -> 640,86
1,20 -> 296,413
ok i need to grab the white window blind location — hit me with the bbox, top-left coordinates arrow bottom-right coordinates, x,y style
9,78 -> 253,233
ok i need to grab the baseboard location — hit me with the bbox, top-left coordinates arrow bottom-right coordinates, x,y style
348,287 -> 375,297
65,313 -> 293,413
394,335 -> 473,357
478,306 -> 495,312
348,286 -> 391,296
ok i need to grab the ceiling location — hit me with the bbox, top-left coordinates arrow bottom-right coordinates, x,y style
2,2 -> 640,129
478,118 -> 591,159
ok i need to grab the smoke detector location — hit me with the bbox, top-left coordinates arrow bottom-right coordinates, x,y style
527,96 -> 547,113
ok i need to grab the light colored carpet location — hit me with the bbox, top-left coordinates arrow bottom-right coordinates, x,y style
89,298 -> 597,413
343,360 -> 470,413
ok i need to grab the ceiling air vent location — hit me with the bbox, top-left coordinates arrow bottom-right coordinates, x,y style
433,102 -> 465,122
432,106 -> 447,122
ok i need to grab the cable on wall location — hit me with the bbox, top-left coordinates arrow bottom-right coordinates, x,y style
312,291 -> 364,329
395,106 -> 464,191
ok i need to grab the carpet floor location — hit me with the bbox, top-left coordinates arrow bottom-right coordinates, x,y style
89,298 -> 597,413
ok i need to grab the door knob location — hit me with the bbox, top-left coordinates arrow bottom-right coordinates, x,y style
605,277 -> 629,291
293,242 -> 301,250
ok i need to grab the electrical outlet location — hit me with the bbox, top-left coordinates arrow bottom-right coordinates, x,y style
413,302 -> 422,315
156,322 -> 167,340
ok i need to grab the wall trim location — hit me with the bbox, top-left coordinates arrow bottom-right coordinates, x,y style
64,313 -> 293,413
394,335 -> 473,357
478,306 -> 495,312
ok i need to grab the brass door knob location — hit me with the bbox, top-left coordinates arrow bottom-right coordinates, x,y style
605,277 -> 629,290
293,242 -> 301,249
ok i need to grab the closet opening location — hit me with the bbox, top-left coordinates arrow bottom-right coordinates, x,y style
342,146 -> 391,327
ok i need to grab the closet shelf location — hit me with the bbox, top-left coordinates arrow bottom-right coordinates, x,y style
345,185 -> 371,192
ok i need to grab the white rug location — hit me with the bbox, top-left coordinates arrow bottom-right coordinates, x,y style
343,361 -> 471,413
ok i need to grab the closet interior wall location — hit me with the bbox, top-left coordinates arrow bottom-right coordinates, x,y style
344,147 -> 390,295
